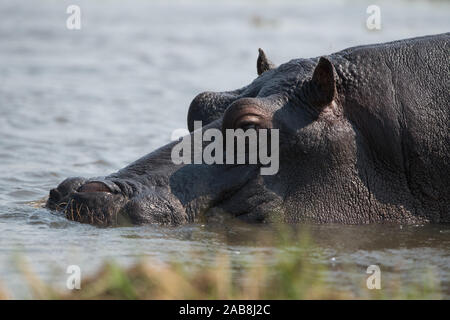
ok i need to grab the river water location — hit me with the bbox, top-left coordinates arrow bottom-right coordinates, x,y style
0,0 -> 449,298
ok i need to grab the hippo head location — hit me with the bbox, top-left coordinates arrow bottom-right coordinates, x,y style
46,49 -> 360,226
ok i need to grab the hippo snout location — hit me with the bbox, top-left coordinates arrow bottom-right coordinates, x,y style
46,176 -> 186,227
46,177 -> 129,226
46,177 -> 87,211
65,190 -> 127,226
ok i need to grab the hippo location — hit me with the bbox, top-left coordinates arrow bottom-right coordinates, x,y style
46,33 -> 449,226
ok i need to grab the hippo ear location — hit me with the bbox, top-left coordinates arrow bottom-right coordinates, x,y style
257,48 -> 275,75
309,57 -> 337,110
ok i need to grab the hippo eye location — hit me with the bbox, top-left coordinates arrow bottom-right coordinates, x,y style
222,102 -> 272,133
240,123 -> 258,131
234,115 -> 262,131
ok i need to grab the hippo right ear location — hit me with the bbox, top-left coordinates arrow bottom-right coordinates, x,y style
257,48 -> 275,75
308,57 -> 337,111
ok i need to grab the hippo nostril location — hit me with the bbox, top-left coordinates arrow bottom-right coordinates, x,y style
49,188 -> 61,201
78,182 -> 113,194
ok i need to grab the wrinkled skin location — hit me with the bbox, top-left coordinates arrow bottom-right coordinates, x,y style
46,33 -> 450,226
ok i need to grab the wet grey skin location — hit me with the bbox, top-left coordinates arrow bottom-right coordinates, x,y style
46,33 -> 450,226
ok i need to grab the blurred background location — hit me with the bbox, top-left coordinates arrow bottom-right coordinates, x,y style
0,0 -> 449,298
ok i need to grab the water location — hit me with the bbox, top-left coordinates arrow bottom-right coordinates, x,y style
0,0 -> 449,298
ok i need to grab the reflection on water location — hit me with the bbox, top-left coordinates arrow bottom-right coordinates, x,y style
0,0 -> 449,298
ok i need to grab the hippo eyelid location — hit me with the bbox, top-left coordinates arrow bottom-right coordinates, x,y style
233,114 -> 264,129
